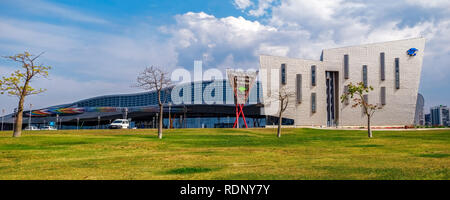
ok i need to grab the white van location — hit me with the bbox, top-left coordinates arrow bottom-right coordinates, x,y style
109,119 -> 130,129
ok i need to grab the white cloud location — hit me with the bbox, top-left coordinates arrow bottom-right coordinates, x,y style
406,0 -> 450,9
233,0 -> 253,10
248,0 -> 276,17
257,43 -> 289,57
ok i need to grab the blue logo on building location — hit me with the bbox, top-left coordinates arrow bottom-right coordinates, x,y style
407,48 -> 418,56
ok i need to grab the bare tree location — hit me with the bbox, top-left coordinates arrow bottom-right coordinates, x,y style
0,52 -> 51,137
341,82 -> 382,138
135,66 -> 171,139
269,86 -> 295,138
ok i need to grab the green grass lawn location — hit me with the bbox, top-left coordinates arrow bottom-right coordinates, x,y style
0,128 -> 448,180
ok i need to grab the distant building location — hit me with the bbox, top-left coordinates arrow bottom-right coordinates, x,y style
424,113 -> 431,126
444,108 -> 450,127
430,105 -> 449,126
414,93 -> 425,126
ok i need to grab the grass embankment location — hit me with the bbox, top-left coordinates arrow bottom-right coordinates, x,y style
0,128 -> 448,180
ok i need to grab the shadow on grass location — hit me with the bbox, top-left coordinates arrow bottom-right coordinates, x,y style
350,144 -> 384,148
0,144 -> 65,150
418,153 -> 449,158
165,167 -> 219,174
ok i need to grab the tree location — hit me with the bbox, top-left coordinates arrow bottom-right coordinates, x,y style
340,82 -> 382,138
273,86 -> 295,138
0,52 -> 51,137
135,66 -> 171,139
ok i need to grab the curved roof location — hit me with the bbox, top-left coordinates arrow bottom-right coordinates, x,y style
60,80 -> 262,108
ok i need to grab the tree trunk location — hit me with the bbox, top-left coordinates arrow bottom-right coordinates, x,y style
158,104 -> 163,139
13,96 -> 25,137
277,112 -> 282,138
367,116 -> 372,138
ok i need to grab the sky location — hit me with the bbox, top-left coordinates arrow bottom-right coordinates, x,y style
0,0 -> 449,114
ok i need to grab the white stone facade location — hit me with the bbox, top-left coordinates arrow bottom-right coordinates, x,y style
259,37 -> 426,127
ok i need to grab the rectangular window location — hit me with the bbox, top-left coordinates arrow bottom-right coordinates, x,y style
362,65 -> 368,88
395,58 -> 400,89
311,65 -> 316,86
281,63 -> 286,85
380,52 -> 385,81
381,87 -> 386,105
344,85 -> 349,105
311,93 -> 316,113
344,54 -> 349,79
296,74 -> 302,103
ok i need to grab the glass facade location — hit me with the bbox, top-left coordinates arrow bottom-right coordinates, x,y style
75,80 -> 263,108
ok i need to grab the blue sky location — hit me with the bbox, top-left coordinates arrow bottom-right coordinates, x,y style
0,0 -> 449,113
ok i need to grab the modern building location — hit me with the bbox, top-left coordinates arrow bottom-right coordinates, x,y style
259,37 -> 426,127
1,37 -> 427,129
1,80 -> 265,129
430,105 -> 449,126
414,93 -> 425,126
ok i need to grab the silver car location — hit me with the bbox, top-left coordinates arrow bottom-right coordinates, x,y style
40,126 -> 57,130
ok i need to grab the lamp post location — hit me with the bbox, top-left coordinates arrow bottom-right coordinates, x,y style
97,116 -> 101,129
124,107 -> 128,120
28,104 -> 32,128
77,117 -> 80,130
12,108 -> 17,131
56,114 -> 59,129
168,102 -> 172,129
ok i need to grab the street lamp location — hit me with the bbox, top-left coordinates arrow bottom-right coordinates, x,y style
124,107 -> 128,120
168,102 -> 172,129
28,104 -> 32,128
12,108 -> 17,131
97,116 -> 101,129
56,114 -> 59,129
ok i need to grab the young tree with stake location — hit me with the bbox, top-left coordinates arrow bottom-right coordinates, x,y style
0,52 -> 51,137
340,82 -> 382,138
135,66 -> 171,139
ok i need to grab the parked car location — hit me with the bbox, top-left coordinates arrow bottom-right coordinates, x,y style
40,126 -> 57,130
109,119 -> 130,129
24,126 -> 39,131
